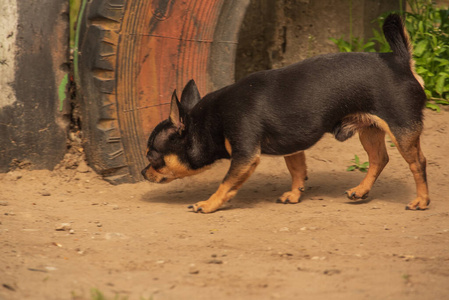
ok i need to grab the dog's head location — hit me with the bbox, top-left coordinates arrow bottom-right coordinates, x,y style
141,80 -> 203,183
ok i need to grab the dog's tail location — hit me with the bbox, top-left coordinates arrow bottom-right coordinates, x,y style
383,14 -> 411,61
383,13 -> 424,86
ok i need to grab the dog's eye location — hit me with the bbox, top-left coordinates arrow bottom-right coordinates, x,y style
147,149 -> 158,160
147,150 -> 165,169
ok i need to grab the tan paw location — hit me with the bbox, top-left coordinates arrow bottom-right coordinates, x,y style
276,188 -> 302,204
405,197 -> 430,211
188,201 -> 220,213
345,187 -> 369,200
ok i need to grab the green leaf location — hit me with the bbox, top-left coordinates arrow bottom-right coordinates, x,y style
425,102 -> 441,112
354,155 -> 360,165
436,75 -> 447,95
347,166 -> 356,172
414,40 -> 429,57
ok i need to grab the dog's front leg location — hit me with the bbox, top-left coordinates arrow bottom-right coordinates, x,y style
189,153 -> 261,213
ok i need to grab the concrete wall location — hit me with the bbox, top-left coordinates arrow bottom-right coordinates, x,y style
0,0 -> 69,171
235,0 -> 404,79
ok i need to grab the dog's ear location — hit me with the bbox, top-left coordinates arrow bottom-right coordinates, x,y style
180,79 -> 201,112
169,90 -> 186,133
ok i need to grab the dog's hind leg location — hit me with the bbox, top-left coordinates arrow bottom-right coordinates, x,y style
394,131 -> 430,210
277,151 -> 307,204
346,126 -> 389,200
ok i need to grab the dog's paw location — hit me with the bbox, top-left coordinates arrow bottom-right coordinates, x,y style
405,197 -> 430,211
276,189 -> 302,204
188,201 -> 219,213
345,187 -> 369,200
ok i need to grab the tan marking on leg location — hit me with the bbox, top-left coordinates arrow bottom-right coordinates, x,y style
225,138 -> 232,156
346,127 -> 389,200
278,151 -> 307,204
369,115 -> 399,146
361,115 -> 429,209
340,113 -> 429,209
395,134 -> 430,210
190,152 -> 261,213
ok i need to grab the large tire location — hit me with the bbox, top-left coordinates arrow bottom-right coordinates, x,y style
77,0 -> 249,184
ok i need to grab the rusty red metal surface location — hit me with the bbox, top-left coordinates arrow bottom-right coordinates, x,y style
116,0 -> 231,177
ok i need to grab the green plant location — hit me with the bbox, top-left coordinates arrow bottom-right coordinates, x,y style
406,0 -> 449,111
330,0 -> 449,111
329,36 -> 376,53
69,0 -> 81,49
87,289 -> 153,300
347,155 -> 369,172
90,289 -> 128,300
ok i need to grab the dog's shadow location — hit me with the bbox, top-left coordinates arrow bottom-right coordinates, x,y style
140,169 -> 412,210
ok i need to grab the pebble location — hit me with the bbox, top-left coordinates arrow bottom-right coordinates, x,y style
324,269 -> 341,275
41,191 -> 51,197
104,232 -> 127,240
6,171 -> 22,181
207,259 -> 223,264
55,223 -> 72,231
188,264 -> 199,274
311,256 -> 326,261
279,227 -> 289,232
399,255 -> 415,261
0,201 -> 9,206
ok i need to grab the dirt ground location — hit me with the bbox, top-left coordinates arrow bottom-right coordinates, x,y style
1,109 -> 448,300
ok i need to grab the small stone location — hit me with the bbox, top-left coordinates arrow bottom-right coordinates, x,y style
104,232 -> 127,240
207,259 -> 223,264
55,223 -> 71,231
6,171 -> 22,181
41,191 -> 51,197
188,264 -> 199,274
311,256 -> 326,260
0,201 -> 9,206
399,255 -> 415,261
69,229 -> 75,234
279,227 -> 289,232
324,269 -> 341,275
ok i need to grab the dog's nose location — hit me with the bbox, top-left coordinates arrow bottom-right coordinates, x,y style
141,165 -> 150,180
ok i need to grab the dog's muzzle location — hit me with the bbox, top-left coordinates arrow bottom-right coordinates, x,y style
141,165 -> 151,181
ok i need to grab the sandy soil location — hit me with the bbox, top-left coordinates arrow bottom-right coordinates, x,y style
1,110 -> 448,300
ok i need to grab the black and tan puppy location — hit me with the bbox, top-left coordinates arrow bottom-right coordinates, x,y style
142,14 -> 429,213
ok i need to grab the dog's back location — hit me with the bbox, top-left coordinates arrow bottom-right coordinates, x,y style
193,15 -> 426,156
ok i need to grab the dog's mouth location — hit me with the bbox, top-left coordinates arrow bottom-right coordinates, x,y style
141,165 -> 176,184
158,177 -> 175,184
